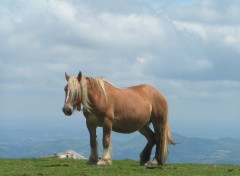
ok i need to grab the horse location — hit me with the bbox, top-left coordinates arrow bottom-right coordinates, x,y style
62,71 -> 175,166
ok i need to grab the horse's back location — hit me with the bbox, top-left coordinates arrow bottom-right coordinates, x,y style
124,84 -> 168,119
106,83 -> 167,133
127,84 -> 167,106
113,83 -> 167,109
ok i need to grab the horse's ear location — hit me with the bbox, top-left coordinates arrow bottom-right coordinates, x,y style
65,72 -> 70,81
77,71 -> 82,82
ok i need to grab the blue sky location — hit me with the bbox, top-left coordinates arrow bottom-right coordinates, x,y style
1,0 -> 240,138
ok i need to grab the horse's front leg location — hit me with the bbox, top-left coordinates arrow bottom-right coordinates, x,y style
97,118 -> 112,165
86,121 -> 98,165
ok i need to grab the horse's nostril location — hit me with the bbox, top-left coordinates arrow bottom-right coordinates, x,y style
67,108 -> 71,113
63,107 -> 72,115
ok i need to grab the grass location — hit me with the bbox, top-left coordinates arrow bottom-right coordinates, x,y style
0,158 -> 240,176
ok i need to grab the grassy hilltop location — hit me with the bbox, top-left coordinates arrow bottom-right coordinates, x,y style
0,158 -> 239,176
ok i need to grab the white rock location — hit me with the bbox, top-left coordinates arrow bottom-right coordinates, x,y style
48,150 -> 86,160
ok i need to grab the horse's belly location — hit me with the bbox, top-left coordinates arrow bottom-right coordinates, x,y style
112,116 -> 149,133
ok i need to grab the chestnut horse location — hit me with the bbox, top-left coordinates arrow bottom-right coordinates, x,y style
62,71 -> 174,166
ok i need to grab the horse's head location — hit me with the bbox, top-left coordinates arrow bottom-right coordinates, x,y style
62,71 -> 82,116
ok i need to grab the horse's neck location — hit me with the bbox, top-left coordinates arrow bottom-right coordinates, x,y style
85,78 -> 100,104
85,78 -> 109,109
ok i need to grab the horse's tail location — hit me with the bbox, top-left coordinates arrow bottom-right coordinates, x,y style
159,109 -> 175,165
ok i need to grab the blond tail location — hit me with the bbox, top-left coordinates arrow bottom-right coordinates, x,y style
161,118 -> 175,165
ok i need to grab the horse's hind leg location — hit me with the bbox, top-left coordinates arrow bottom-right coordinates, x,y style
138,124 -> 155,166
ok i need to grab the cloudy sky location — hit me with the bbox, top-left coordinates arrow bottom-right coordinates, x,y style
1,0 -> 240,138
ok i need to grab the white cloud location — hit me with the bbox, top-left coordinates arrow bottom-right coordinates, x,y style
48,0 -> 76,22
1,0 -> 240,86
173,21 -> 240,52
173,21 -> 207,39
165,79 -> 240,99
131,56 -> 152,75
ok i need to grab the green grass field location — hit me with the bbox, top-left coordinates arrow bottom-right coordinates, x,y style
0,158 -> 239,176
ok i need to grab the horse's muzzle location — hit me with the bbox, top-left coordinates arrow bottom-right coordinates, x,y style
62,106 -> 73,116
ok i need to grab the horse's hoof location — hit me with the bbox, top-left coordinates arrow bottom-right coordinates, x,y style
97,158 -> 112,166
140,161 -> 149,166
150,158 -> 158,167
149,158 -> 164,167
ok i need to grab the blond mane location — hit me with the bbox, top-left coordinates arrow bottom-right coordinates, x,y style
67,75 -> 108,112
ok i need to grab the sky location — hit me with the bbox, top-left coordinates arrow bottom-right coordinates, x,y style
0,0 -> 240,138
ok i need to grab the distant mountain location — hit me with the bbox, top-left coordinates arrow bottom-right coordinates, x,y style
111,132 -> 240,164
169,133 -> 240,164
1,128 -> 240,164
